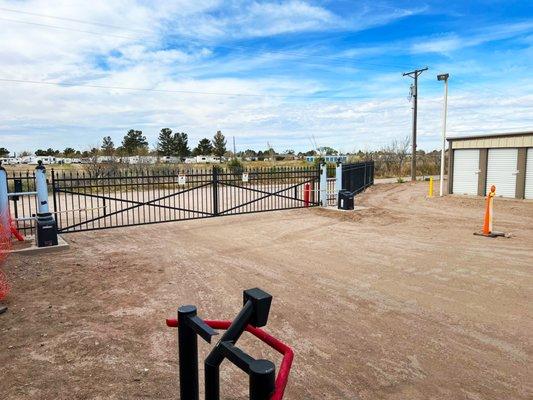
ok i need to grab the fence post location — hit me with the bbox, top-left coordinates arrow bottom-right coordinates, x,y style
320,162 -> 328,206
178,305 -> 200,400
35,161 -> 50,214
335,161 -> 343,200
212,167 -> 219,216
249,359 -> 276,400
0,162 -> 9,229
51,169 -> 58,216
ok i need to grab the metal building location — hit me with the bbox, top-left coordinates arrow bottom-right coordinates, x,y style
447,131 -> 533,199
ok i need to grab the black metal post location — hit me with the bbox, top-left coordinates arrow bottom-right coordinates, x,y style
178,305 -> 200,400
212,167 -> 219,216
51,170 -> 57,217
205,300 -> 254,400
249,359 -> 276,400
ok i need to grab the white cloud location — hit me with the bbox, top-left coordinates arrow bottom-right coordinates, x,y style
411,22 -> 533,54
0,0 -> 531,155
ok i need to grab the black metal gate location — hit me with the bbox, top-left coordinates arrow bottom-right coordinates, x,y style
342,161 -> 374,195
52,166 -> 320,233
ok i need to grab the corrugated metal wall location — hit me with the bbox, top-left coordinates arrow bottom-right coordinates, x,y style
452,134 -> 533,149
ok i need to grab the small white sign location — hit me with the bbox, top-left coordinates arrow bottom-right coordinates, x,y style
242,173 -> 249,183
178,175 -> 187,185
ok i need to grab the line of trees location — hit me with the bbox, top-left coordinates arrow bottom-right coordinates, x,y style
14,129 -> 229,159
156,129 -> 227,158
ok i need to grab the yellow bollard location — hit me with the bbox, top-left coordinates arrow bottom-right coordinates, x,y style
428,176 -> 433,197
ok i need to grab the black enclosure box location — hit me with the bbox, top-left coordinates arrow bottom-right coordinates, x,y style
36,212 -> 58,247
338,190 -> 354,210
243,288 -> 272,328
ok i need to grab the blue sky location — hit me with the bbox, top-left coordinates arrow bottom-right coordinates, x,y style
0,0 -> 532,154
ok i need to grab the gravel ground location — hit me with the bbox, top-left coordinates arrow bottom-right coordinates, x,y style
1,181 -> 531,400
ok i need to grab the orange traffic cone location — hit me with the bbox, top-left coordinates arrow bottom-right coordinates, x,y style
474,185 -> 506,237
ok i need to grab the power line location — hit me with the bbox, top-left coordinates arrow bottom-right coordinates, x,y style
0,17 -> 152,42
0,77 -> 376,99
0,9 -> 413,71
0,6 -> 153,34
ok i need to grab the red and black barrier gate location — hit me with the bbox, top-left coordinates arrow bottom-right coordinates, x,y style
166,288 -> 293,400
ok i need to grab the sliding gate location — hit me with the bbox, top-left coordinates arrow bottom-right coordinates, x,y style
52,166 -> 320,233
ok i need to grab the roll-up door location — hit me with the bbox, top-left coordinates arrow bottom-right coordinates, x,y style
525,148 -> 533,199
452,149 -> 480,195
485,148 -> 518,198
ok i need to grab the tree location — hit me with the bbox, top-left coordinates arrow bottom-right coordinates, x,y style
63,147 -> 76,157
122,129 -> 148,155
193,138 -> 213,156
284,149 -> 295,155
175,132 -> 190,158
0,148 -> 9,157
393,136 -> 410,176
157,128 -> 175,156
212,130 -> 227,158
317,146 -> 338,155
101,136 -> 115,156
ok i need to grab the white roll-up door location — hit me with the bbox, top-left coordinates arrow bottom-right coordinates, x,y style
452,149 -> 479,195
525,148 -> 533,199
486,148 -> 518,198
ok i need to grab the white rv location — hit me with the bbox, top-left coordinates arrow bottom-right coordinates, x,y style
185,155 -> 221,164
22,155 -> 57,165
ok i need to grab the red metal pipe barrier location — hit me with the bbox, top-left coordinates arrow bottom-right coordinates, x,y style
303,183 -> 310,207
10,220 -> 24,242
166,318 -> 294,400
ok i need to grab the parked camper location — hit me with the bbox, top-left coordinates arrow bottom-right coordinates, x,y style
0,157 -> 22,165
96,156 -> 117,163
23,155 -> 56,165
160,156 -> 180,163
186,155 -> 221,164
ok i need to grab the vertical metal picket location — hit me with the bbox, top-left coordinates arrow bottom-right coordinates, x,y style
212,167 -> 219,217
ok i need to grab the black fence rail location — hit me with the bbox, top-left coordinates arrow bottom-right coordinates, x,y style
6,171 -> 38,235
51,166 -> 321,233
342,161 -> 374,196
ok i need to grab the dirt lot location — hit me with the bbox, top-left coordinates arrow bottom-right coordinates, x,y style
1,182 -> 532,400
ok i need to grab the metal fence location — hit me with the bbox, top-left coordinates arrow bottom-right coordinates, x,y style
51,166 -> 321,233
342,161 -> 374,195
4,163 -> 374,235
6,171 -> 38,235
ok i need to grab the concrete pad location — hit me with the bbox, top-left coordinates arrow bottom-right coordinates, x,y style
7,235 -> 69,255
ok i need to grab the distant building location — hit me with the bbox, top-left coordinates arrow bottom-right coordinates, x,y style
447,130 -> 533,199
305,155 -> 347,163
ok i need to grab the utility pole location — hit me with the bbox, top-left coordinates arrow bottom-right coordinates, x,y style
403,67 -> 428,181
232,136 -> 236,157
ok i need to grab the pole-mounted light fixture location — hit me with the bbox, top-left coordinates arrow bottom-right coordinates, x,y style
437,73 -> 449,196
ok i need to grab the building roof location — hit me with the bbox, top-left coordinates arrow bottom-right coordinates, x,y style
447,130 -> 533,141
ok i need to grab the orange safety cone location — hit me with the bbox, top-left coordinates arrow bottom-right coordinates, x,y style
474,185 -> 506,238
